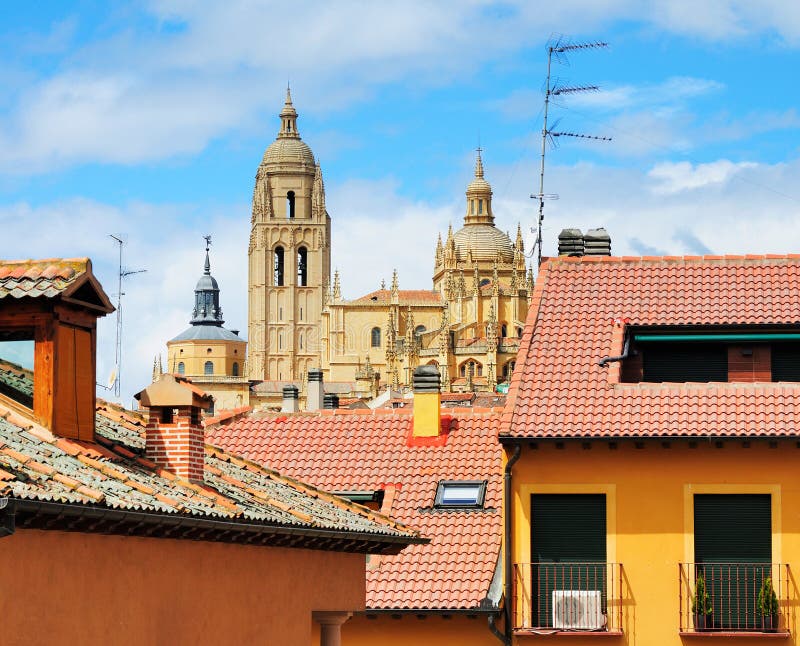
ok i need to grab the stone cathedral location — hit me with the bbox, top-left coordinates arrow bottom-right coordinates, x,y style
247,91 -> 533,401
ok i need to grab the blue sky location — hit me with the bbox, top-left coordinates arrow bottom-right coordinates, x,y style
2,1 -> 800,404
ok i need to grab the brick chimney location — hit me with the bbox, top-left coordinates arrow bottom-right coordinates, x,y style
135,375 -> 210,482
412,365 -> 441,438
307,368 -> 324,411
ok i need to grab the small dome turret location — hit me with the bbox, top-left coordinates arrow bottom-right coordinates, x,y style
261,86 -> 315,168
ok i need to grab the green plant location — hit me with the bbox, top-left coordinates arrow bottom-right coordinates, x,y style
757,577 -> 779,617
692,573 -> 713,615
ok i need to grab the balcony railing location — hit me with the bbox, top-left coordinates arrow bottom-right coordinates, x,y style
513,562 -> 623,633
679,563 -> 790,634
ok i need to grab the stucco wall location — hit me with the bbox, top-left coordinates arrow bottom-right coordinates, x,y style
343,613 -> 502,646
0,529 -> 364,646
509,440 -> 800,645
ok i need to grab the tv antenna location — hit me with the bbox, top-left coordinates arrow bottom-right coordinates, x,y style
108,235 -> 147,399
533,36 -> 611,267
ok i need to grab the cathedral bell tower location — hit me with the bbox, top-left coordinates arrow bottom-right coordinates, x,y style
247,89 -> 331,382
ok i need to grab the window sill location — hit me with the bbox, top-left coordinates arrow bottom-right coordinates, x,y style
513,629 -> 623,638
679,632 -> 790,639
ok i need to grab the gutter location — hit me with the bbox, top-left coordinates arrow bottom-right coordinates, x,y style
598,333 -> 631,367
9,499 -> 426,553
503,444 -> 522,646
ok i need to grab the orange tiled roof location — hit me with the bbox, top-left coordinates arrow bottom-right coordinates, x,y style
502,255 -> 800,440
351,289 -> 444,305
207,409 -> 502,610
0,398 -> 421,552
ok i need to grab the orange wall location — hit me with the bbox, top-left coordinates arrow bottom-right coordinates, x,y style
509,440 -> 800,645
0,529 -> 365,646
343,613 -> 502,646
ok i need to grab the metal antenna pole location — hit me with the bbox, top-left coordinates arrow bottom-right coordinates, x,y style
532,37 -> 610,268
108,235 -> 146,400
536,46 -> 555,269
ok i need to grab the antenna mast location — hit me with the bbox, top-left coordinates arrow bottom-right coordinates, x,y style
109,235 -> 146,399
533,37 -> 611,268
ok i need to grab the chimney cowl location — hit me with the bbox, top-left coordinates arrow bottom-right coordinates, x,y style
413,365 -> 441,393
282,385 -> 299,399
308,369 -> 323,382
323,393 -> 339,409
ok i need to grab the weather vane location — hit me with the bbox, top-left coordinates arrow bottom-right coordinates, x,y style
204,234 -> 212,251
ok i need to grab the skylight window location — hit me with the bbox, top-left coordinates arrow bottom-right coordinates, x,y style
434,480 -> 487,509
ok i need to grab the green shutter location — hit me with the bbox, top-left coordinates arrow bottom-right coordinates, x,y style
531,494 -> 607,627
694,494 -> 771,630
642,343 -> 728,382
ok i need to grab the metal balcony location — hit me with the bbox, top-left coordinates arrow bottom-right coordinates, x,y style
678,562 -> 790,634
512,562 -> 623,634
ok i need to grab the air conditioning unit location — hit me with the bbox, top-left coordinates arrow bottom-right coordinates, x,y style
552,590 -> 604,630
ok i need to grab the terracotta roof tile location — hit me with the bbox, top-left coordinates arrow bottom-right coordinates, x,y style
207,409 -> 502,610
502,255 -> 800,440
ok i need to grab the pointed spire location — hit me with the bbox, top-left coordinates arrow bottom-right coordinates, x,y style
279,85 -> 300,138
333,269 -> 341,300
381,278 -> 386,290
191,237 -> 224,326
391,269 -> 399,296
475,146 -> 484,179
516,223 -> 524,252
204,234 -> 212,275
152,355 -> 159,382
492,260 -> 499,296
285,83 -> 293,106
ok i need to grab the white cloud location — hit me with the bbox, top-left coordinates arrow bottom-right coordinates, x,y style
648,159 -> 757,194
2,1 -> 800,173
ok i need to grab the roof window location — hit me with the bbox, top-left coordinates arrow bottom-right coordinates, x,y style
434,480 -> 487,509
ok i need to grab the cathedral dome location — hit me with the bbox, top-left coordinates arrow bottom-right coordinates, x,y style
453,224 -> 514,263
260,87 -> 315,168
261,138 -> 315,167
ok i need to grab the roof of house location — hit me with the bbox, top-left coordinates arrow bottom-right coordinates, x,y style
502,254 -> 800,440
0,390 -> 422,554
207,409 -> 503,611
0,258 -> 113,312
351,289 -> 444,305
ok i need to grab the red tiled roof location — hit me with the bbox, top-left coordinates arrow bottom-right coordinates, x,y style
0,258 -> 113,312
208,409 -> 502,610
352,289 -> 444,305
0,398 -> 420,551
502,255 -> 800,440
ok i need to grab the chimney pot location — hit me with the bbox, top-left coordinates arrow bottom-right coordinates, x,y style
412,366 -> 442,438
307,368 -> 324,411
323,393 -> 339,409
281,384 -> 299,413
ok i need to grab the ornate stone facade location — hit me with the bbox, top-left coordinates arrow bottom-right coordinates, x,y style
247,88 -> 331,383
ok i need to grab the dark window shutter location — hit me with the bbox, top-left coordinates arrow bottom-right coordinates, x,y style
694,494 -> 771,630
531,494 -> 607,628
771,343 -> 800,381
532,494 -> 606,562
642,343 -> 728,382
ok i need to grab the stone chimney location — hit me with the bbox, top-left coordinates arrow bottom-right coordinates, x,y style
412,365 -> 441,438
558,228 -> 584,256
323,393 -> 339,410
583,227 -> 612,256
135,374 -> 209,483
281,385 -> 299,413
307,368 -> 324,411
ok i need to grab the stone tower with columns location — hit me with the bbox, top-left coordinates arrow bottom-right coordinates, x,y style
247,89 -> 331,382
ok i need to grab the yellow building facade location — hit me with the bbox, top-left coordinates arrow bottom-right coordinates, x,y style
166,245 -> 248,411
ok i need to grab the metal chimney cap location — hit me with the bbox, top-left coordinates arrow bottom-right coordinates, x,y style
282,385 -> 299,399
323,393 -> 339,409
308,369 -> 323,382
413,365 -> 441,393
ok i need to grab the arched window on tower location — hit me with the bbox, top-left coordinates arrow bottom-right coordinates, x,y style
274,246 -> 285,286
204,361 -> 214,375
471,200 -> 475,215
232,362 -> 239,377
371,327 -> 381,348
414,325 -> 426,338
287,191 -> 296,219
177,362 -> 185,375
478,199 -> 484,214
501,323 -> 508,338
297,247 -> 308,286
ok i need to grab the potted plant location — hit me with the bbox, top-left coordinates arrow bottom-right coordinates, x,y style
692,572 -> 713,631
757,576 -> 779,632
